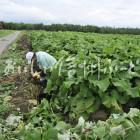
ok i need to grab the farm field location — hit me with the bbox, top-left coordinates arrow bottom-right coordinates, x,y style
0,31 -> 140,139
0,30 -> 13,37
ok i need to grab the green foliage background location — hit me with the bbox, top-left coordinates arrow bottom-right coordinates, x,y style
0,31 -> 140,139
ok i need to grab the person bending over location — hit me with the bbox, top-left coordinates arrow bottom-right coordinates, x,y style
26,51 -> 57,85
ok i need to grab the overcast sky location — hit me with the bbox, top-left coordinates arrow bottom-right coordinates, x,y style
0,0 -> 140,27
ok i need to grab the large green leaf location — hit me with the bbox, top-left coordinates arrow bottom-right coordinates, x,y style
102,95 -> 122,111
71,85 -> 95,116
43,128 -> 58,140
126,129 -> 140,140
24,129 -> 42,140
92,78 -> 110,92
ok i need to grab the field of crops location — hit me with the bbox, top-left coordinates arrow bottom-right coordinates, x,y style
0,31 -> 140,139
0,30 -> 13,37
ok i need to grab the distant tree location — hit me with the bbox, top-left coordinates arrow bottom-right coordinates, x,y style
1,21 -> 140,35
0,21 -> 4,29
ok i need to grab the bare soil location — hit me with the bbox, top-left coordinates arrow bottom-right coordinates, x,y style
0,34 -> 41,114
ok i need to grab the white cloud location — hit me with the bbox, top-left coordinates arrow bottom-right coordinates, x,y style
0,0 -> 57,23
0,0 -> 140,27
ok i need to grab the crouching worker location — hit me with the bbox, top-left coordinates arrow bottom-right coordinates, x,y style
26,51 -> 57,102
26,51 -> 57,87
26,51 -> 57,82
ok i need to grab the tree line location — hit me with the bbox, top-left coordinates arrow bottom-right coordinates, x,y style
1,21 -> 140,35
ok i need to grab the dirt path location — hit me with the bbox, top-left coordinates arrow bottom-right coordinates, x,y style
0,33 -> 39,113
0,31 -> 21,55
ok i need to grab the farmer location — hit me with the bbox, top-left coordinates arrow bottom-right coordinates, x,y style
26,51 -> 57,82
